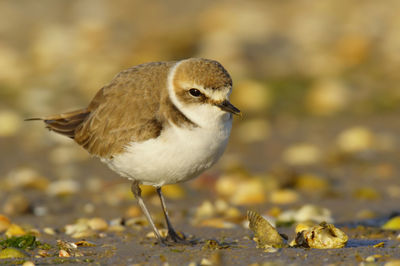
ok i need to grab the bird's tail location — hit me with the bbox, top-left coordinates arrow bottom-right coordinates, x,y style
25,108 -> 90,139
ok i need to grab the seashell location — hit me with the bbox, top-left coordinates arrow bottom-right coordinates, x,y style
247,210 -> 286,248
294,222 -> 348,249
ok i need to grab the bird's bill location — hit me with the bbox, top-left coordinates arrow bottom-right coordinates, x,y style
216,100 -> 241,115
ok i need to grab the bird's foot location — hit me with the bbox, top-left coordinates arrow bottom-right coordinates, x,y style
160,230 -> 197,246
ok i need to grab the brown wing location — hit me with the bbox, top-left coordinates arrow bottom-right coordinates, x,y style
73,61 -> 174,158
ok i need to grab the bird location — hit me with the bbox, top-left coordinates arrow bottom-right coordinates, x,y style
27,58 -> 240,245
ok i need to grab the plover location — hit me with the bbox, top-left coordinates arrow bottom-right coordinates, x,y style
28,58 -> 240,245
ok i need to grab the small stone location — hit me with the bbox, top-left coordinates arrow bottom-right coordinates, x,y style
47,179 -> 80,196
277,204 -> 333,224
146,229 -> 168,239
65,220 -> 89,235
195,201 -> 216,219
37,249 -> 51,257
0,247 -> 28,259
59,249 -> 70,257
125,206 -> 142,218
125,217 -> 148,227
0,110 -> 22,137
22,261 -> 35,266
5,223 -> 27,237
337,126 -> 375,153
365,254 -> 382,262
282,143 -> 321,166
6,167 -> 49,190
0,214 -> 11,233
306,79 -> 349,116
355,209 -> 377,220
353,187 -> 380,200
269,189 -> 299,205
88,217 -> 108,231
107,225 -> 126,232
382,216 -> 400,230
373,242 -> 385,248
200,258 -> 213,266
197,218 -> 236,229
236,119 -> 270,143
43,227 -> 56,235
232,79 -> 271,113
231,178 -> 266,205
71,229 -> 97,239
295,174 -> 330,192
385,260 -> 400,266
215,174 -> 240,198
3,194 -> 31,215
75,240 -> 96,247
162,184 -> 186,199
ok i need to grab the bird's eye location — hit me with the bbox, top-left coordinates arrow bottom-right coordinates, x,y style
189,88 -> 202,97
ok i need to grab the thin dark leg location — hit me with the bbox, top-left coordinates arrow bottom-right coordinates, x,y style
156,187 -> 187,243
131,181 -> 162,242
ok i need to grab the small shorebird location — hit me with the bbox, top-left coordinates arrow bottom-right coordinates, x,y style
28,58 -> 240,245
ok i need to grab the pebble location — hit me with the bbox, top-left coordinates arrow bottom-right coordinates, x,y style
162,184 -> 186,199
0,214 -> 11,232
0,247 -> 28,259
125,217 -> 148,227
5,167 -> 49,190
88,217 -> 108,231
365,254 -> 382,262
232,79 -> 271,113
125,206 -> 142,218
269,189 -> 299,205
355,209 -> 377,220
47,179 -> 80,196
353,187 -> 380,200
385,260 -> 400,266
22,261 -> 35,266
59,249 -> 71,257
146,229 -> 168,239
295,173 -> 330,192
282,143 -> 321,166
197,218 -> 236,229
382,216 -> 400,230
43,227 -> 56,235
277,204 -> 333,224
5,223 -> 27,237
236,119 -> 270,143
336,126 -> 375,153
306,79 -> 349,116
195,201 -> 215,219
230,178 -> 266,205
0,110 -> 22,137
3,194 -> 31,215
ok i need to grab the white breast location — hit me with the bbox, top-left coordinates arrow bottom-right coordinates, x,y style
103,114 -> 232,187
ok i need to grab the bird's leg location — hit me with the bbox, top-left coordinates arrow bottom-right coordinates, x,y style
156,187 -> 187,243
131,181 -> 163,242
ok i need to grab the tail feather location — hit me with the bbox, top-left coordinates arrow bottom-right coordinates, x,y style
26,108 -> 90,139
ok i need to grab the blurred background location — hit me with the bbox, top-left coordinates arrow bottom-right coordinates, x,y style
0,0 -> 400,232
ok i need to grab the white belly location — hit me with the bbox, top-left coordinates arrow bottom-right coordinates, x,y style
103,117 -> 232,187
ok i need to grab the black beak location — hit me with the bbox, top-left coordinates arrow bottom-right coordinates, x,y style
216,100 -> 241,115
